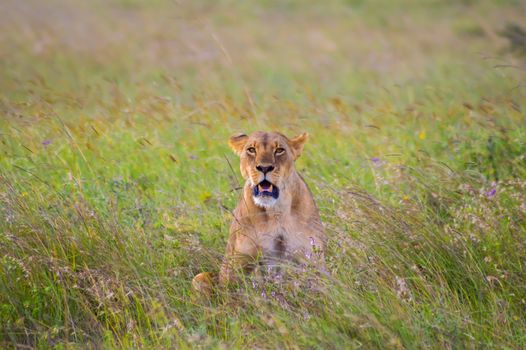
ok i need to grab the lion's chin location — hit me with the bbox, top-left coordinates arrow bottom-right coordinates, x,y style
252,195 -> 278,208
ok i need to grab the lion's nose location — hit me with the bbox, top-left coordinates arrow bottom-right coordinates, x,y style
256,165 -> 275,174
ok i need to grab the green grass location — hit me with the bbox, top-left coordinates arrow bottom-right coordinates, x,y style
1,0 -> 525,348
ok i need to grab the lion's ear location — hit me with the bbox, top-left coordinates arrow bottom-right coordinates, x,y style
228,133 -> 248,156
289,132 -> 308,160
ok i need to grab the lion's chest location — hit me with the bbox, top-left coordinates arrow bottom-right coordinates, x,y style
243,215 -> 315,260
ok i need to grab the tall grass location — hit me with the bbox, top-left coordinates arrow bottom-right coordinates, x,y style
1,0 -> 525,348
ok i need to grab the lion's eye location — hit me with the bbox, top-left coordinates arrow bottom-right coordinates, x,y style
247,147 -> 256,155
275,147 -> 285,155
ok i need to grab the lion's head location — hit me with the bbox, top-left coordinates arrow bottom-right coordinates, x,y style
228,131 -> 308,208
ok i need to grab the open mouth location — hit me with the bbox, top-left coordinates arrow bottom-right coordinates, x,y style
253,179 -> 279,199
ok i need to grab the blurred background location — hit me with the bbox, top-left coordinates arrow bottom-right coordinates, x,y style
1,0 -> 525,112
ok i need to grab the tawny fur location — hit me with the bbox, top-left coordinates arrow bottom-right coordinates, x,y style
193,131 -> 326,294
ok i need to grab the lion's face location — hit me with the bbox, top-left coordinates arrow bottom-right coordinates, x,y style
229,131 -> 308,208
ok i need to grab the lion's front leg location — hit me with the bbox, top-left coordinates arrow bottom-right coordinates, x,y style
219,232 -> 260,286
218,255 -> 253,286
192,253 -> 257,296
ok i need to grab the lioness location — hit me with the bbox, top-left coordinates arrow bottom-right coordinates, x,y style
192,131 -> 326,294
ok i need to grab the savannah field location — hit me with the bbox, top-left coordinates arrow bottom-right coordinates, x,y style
1,0 -> 526,348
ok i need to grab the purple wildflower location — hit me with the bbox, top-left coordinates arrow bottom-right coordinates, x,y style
486,188 -> 497,198
42,140 -> 52,146
371,157 -> 380,163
